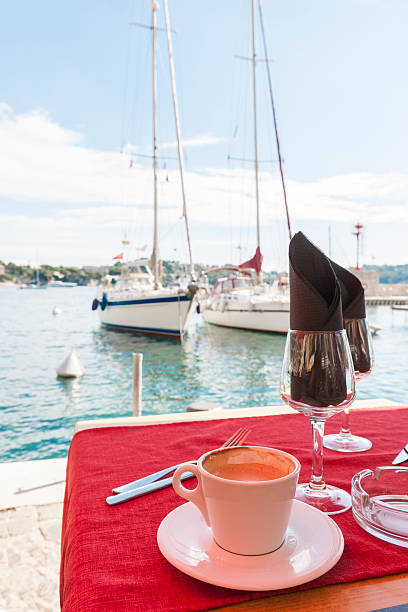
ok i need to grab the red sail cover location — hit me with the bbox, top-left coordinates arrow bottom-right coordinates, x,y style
113,253 -> 123,260
239,247 -> 263,273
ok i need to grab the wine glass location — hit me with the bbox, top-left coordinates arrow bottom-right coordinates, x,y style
324,318 -> 374,452
281,329 -> 356,515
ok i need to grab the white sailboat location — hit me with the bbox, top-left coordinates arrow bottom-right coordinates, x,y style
201,0 -> 290,334
93,0 -> 197,338
199,264 -> 289,333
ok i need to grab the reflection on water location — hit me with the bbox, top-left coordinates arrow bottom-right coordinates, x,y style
57,377 -> 83,407
95,318 -> 287,414
0,287 -> 406,461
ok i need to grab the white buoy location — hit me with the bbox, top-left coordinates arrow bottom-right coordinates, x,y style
52,306 -> 62,315
57,348 -> 85,378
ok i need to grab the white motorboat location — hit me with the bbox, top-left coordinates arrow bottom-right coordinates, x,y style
93,0 -> 197,338
200,0 -> 291,334
48,281 -> 78,288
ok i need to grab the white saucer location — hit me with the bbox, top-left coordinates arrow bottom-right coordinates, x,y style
157,499 -> 344,591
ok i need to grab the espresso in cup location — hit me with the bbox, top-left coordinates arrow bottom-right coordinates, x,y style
173,446 -> 300,556
203,446 -> 294,482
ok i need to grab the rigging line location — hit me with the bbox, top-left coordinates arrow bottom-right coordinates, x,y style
127,36 -> 150,159
163,0 -> 195,281
120,1 -> 133,154
158,216 -> 183,243
251,0 -> 261,258
235,55 -> 273,62
129,21 -> 176,34
257,0 -> 292,241
121,1 -> 144,241
130,153 -> 178,160
228,156 -> 279,163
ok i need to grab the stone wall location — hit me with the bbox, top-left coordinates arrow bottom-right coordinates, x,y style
350,269 -> 379,296
375,283 -> 408,296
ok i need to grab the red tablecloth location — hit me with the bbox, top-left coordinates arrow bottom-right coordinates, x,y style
60,407 -> 408,612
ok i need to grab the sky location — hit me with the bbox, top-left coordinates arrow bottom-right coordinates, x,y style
1,0 -> 408,272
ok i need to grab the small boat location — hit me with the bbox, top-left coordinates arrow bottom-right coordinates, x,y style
19,281 -> 47,290
19,268 -> 47,289
48,281 -> 78,288
93,0 -> 197,339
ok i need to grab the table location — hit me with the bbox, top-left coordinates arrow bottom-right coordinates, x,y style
61,401 -> 408,612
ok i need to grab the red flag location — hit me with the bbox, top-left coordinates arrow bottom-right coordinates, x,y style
113,253 -> 123,260
238,247 -> 263,273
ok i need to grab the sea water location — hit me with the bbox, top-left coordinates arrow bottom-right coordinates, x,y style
0,285 -> 406,462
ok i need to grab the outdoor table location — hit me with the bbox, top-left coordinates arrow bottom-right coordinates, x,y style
60,401 -> 408,611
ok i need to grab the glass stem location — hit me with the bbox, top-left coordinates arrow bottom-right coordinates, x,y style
340,407 -> 351,436
309,419 -> 326,491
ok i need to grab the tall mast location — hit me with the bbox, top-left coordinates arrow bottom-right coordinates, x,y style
251,0 -> 261,284
257,0 -> 292,241
163,0 -> 195,281
152,0 -> 160,289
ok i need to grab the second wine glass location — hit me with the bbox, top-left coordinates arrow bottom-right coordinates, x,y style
281,329 -> 356,515
323,318 -> 374,453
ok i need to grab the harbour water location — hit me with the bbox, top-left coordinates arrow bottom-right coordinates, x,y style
0,285 -> 406,462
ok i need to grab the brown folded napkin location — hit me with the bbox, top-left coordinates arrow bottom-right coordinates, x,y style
289,232 -> 346,407
329,260 -> 366,320
289,232 -> 343,331
329,260 -> 371,374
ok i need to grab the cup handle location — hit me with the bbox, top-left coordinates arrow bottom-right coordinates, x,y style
172,463 -> 210,526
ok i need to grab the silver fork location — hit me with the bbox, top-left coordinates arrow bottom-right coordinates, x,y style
106,426 -> 250,506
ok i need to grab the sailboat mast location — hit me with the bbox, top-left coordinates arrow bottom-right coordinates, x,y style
163,0 -> 196,282
257,0 -> 292,241
152,0 -> 160,289
251,0 -> 261,283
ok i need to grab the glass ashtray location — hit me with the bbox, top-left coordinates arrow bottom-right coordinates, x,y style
352,466 -> 408,548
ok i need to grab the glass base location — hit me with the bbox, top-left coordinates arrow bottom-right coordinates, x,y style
295,483 -> 351,515
323,433 -> 372,453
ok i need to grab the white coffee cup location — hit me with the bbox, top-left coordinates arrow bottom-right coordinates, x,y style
172,445 -> 300,556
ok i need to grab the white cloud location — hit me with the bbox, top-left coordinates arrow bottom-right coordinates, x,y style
1,105 -> 408,266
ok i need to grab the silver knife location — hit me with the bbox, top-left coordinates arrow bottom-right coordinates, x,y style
106,471 -> 193,506
392,443 -> 408,465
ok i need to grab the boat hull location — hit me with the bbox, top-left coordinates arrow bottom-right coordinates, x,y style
203,307 -> 289,334
98,294 -> 194,338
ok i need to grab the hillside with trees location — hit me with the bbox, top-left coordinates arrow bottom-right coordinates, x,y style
3,259 -> 406,286
363,264 -> 408,284
0,260 -> 280,286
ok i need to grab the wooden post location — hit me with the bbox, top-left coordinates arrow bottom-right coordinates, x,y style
132,353 -> 143,416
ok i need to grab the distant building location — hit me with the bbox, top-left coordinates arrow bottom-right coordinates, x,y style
350,268 -> 379,296
0,263 -> 5,275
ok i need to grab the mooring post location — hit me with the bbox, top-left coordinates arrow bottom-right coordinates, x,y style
132,353 -> 143,416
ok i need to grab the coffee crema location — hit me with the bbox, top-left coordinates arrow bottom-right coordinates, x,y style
203,446 -> 296,483
210,462 -> 285,482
